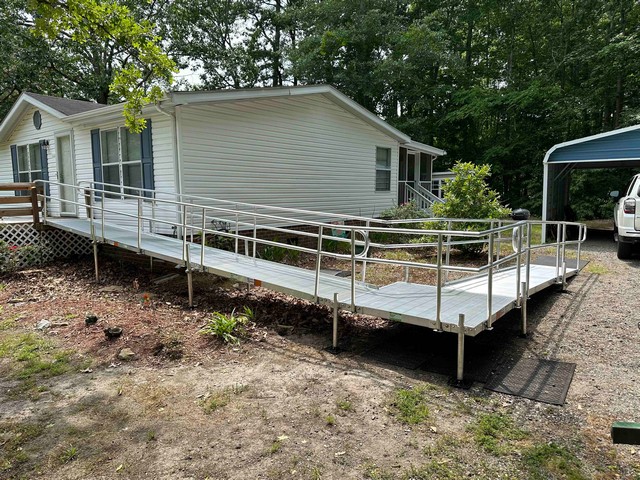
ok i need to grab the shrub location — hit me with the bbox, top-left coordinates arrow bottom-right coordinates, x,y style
199,307 -> 254,344
373,201 -> 428,244
0,241 -> 46,273
429,162 -> 511,254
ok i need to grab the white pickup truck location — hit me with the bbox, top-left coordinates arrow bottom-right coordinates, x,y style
612,173 -> 640,259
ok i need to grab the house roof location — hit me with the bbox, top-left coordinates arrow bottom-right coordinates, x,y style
0,92 -> 106,142
25,92 -> 106,116
543,125 -> 640,168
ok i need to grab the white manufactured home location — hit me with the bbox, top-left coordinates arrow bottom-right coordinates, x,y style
0,85 -> 445,227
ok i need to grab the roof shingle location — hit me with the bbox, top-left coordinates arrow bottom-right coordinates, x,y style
25,92 -> 106,116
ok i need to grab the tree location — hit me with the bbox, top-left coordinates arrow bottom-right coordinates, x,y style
26,0 -> 176,132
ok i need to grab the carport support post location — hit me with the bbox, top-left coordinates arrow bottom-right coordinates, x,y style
457,314 -> 465,382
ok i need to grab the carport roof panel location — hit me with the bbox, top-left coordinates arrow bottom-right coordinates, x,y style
546,125 -> 640,164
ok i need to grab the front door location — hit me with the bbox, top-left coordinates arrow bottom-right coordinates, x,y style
56,135 -> 77,216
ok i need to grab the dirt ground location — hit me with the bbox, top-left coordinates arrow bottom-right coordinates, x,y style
0,231 -> 639,479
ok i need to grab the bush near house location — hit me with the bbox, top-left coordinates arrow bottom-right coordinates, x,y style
429,162 -> 511,254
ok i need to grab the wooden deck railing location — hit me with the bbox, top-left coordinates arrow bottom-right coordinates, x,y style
0,183 -> 43,225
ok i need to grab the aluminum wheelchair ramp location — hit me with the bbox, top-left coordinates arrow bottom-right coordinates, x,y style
39,179 -> 587,384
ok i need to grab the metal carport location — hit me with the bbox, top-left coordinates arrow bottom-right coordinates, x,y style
542,125 -> 640,241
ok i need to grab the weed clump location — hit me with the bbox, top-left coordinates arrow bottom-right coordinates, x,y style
523,442 -> 588,480
468,412 -> 527,455
198,307 -> 254,344
390,384 -> 433,424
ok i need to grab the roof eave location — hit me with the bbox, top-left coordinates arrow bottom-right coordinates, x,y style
404,140 -> 446,157
544,125 -> 640,164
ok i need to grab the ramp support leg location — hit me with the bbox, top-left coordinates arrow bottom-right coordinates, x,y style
520,281 -> 528,337
325,292 -> 341,354
187,269 -> 193,308
92,241 -> 99,282
456,314 -> 465,383
561,261 -> 567,292
332,293 -> 339,349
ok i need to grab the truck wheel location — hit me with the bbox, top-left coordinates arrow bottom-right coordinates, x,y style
617,240 -> 633,260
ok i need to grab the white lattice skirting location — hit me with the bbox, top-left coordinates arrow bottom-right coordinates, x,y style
0,222 -> 92,270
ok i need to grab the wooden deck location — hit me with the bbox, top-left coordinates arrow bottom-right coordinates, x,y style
45,217 -> 580,337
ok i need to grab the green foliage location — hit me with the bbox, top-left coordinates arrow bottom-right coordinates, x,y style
428,162 -> 510,254
468,413 -> 527,455
380,201 -> 428,223
28,0 -> 176,132
198,307 -> 254,344
390,384 -> 432,424
523,443 -> 587,480
0,241 -> 45,273
432,162 -> 511,221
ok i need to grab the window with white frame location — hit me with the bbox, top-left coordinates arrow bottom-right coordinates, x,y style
375,147 -> 391,191
16,143 -> 43,183
100,127 -> 142,197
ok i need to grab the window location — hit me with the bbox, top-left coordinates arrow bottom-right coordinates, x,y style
375,147 -> 391,192
16,143 -> 43,184
100,127 -> 143,197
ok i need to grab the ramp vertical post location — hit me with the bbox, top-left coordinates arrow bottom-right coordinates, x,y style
520,281 -> 528,337
181,204 -> 187,264
137,197 -> 142,253
361,220 -> 370,283
457,314 -> 465,382
576,225 -> 582,270
93,242 -> 99,282
314,226 -> 324,302
555,223 -> 561,281
234,208 -> 239,254
332,292 -> 339,350
252,206 -> 257,258
186,243 -> 193,308
444,220 -> 452,283
515,224 -> 523,307
526,223 -> 532,292
435,234 -> 443,331
200,207 -> 206,270
486,231 -> 494,330
350,230 -> 356,312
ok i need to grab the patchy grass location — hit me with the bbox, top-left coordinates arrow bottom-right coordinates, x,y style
0,421 -> 46,475
400,460 -> 467,480
200,383 -> 248,414
523,443 -> 588,480
325,414 -> 336,426
584,262 -> 609,274
0,333 -> 82,380
468,413 -> 527,455
363,462 -> 395,480
389,384 -> 434,425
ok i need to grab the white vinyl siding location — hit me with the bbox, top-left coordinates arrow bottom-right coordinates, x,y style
0,106 -> 66,215
178,95 -> 398,224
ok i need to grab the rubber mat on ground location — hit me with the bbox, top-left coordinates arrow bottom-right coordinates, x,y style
484,357 -> 576,405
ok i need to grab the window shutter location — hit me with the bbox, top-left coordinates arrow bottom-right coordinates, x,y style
10,145 -> 19,196
140,120 -> 154,198
90,129 -> 102,197
39,140 -> 50,196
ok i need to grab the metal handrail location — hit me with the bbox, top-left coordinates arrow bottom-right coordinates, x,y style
38,179 -> 587,325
